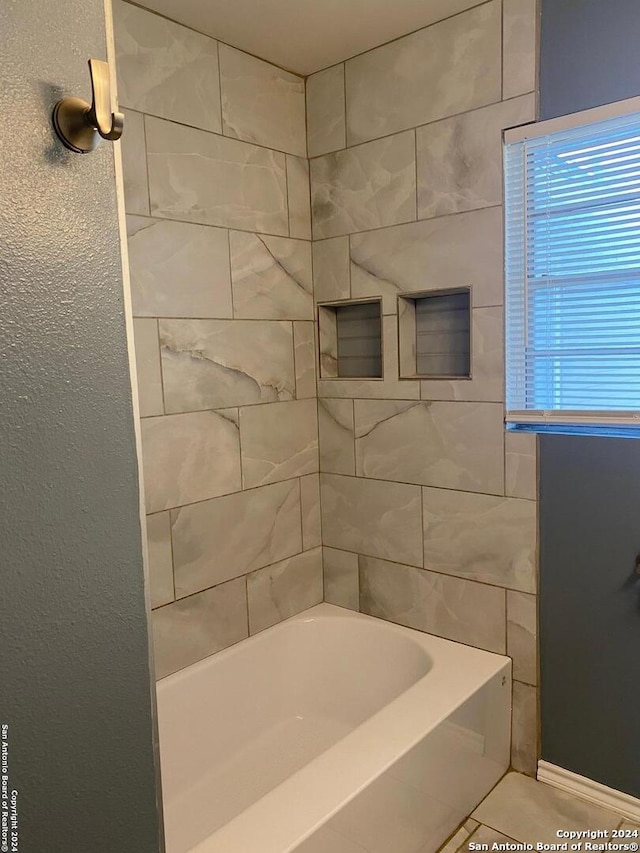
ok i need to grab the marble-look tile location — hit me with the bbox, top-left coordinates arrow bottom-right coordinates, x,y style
321,473 -> 423,567
159,319 -> 295,413
310,131 -> 417,239
300,473 -> 322,551
287,155 -> 312,240
172,479 -> 302,597
512,682 -> 538,775
355,400 -> 504,495
239,399 -> 318,488
318,306 -> 339,378
297,824 -> 369,853
350,207 -> 503,314
141,410 -> 241,512
319,399 -> 355,475
345,1 -> 501,145
133,318 -> 163,417
420,307 -> 503,402
508,591 -> 537,685
219,44 -> 306,157
505,431 -> 538,500
127,216 -> 232,319
503,0 -> 539,100
620,821 -> 640,832
146,512 -> 174,609
146,116 -> 288,235
318,315 -> 421,400
313,237 -> 350,303
307,64 -> 346,158
417,95 -> 535,219
466,825 -> 518,846
474,773 -> 620,844
359,556 -> 506,654
423,487 -> 537,593
230,231 -> 313,320
113,0 -> 221,132
324,547 -> 359,611
152,577 -> 247,678
294,322 -> 316,400
247,547 -> 323,634
121,109 -> 148,215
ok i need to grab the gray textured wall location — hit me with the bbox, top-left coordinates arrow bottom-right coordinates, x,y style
539,0 -> 640,797
539,434 -> 640,798
540,0 -> 640,120
0,1 -> 162,850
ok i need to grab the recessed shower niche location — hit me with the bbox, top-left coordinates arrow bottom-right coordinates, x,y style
318,299 -> 383,379
398,288 -> 471,380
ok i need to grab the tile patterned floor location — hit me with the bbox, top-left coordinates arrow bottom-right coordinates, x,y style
437,772 -> 640,852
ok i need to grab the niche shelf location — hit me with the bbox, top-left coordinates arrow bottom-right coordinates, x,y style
318,299 -> 383,379
398,288 -> 471,379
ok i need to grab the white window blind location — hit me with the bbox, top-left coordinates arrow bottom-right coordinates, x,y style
505,98 -> 640,427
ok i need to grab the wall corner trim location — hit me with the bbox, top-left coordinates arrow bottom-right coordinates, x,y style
537,761 -> 640,822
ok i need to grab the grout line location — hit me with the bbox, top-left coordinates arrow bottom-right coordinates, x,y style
308,91 -> 535,160
215,39 -> 224,134
327,539 -> 533,596
284,156 -> 292,238
141,112 -> 152,216
151,544 -> 323,611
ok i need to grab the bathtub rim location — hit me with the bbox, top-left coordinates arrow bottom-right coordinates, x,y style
159,603 -> 511,853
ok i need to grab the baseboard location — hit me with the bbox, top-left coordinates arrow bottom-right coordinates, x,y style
537,761 -> 640,822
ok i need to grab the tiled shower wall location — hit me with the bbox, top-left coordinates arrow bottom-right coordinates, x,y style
114,0 -> 322,679
308,0 -> 540,774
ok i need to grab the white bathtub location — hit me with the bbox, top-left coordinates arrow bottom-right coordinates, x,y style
157,603 -> 511,853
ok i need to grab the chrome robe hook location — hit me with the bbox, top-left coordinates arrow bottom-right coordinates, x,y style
52,59 -> 124,154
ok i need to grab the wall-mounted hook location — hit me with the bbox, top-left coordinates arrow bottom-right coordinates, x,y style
52,59 -> 124,154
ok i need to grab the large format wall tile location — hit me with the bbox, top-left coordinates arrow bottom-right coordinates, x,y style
355,400 -> 504,495
247,548 -> 323,634
359,556 -> 506,653
293,322 -> 316,399
307,64 -> 346,158
511,681 -> 538,774
417,95 -> 535,219
300,474 -> 322,551
159,319 -> 295,412
324,547 -> 359,611
219,44 -> 306,157
127,216 -> 232,319
133,318 -> 163,417
114,0 -> 221,133
420,307 -> 503,403
146,116 -> 288,235
239,399 -> 318,488
310,131 -> 416,239
230,231 -> 313,320
503,0 -> 539,100
321,474 -> 423,567
287,156 -> 312,240
172,479 -> 302,597
345,1 -> 501,145
350,207 -> 503,313
422,487 -> 537,593
121,109 -> 149,215
141,410 -> 241,513
505,431 -> 537,500
507,591 -> 537,685
319,398 -> 355,475
152,578 -> 247,678
313,236 -> 350,303
146,512 -> 174,609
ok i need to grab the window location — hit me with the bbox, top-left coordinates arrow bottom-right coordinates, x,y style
504,97 -> 640,428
